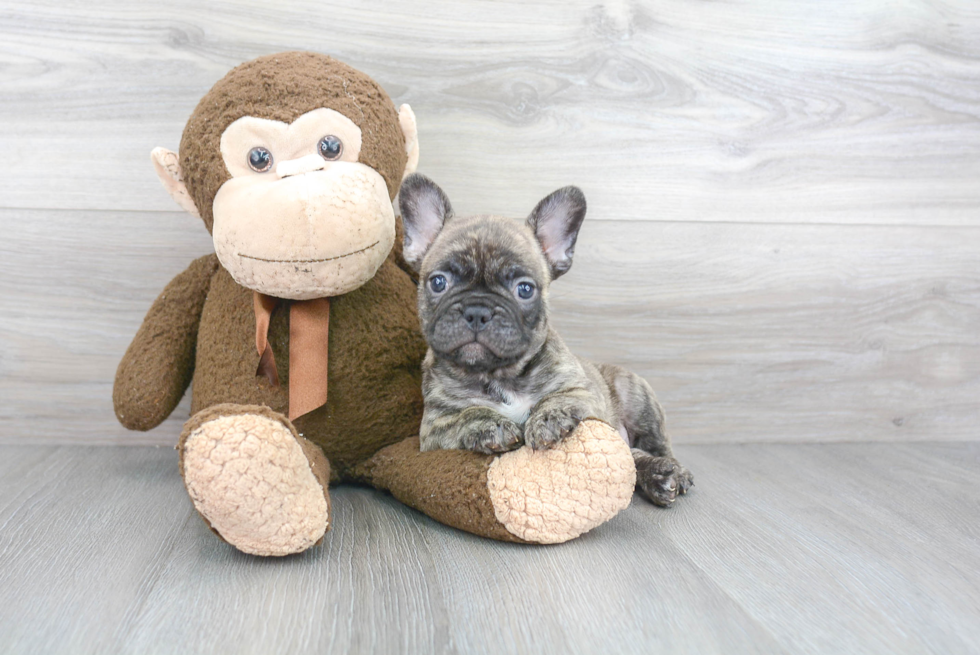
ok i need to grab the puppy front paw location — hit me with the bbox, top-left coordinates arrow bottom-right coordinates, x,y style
461,416 -> 524,454
634,454 -> 694,507
524,406 -> 584,450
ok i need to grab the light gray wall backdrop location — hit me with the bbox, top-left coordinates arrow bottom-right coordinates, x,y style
1,0 -> 978,445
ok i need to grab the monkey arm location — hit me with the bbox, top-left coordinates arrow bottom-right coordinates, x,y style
356,419 -> 636,544
113,254 -> 220,431
356,436 -> 527,542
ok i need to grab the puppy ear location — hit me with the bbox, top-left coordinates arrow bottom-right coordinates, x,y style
398,173 -> 454,271
526,186 -> 586,279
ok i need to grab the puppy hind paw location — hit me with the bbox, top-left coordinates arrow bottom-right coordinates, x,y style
675,467 -> 694,495
633,453 -> 694,507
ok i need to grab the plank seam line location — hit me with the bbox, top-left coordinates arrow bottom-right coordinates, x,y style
2,206 -> 979,231
2,439 -> 978,450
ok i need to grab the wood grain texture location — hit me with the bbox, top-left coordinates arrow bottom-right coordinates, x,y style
3,208 -> 977,445
1,442 -> 977,654
670,442 -> 980,654
0,446 -> 194,654
2,0 -> 978,447
0,208 -> 212,445
0,0 -> 979,225
553,220 -> 980,444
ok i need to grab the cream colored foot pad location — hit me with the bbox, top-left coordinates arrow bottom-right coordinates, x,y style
487,419 -> 636,544
182,413 -> 329,556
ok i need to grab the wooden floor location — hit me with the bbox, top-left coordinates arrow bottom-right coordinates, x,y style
1,442 -> 977,655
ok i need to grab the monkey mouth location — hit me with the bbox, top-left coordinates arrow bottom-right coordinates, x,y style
236,240 -> 379,264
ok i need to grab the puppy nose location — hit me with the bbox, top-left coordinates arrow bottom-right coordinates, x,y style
463,305 -> 493,331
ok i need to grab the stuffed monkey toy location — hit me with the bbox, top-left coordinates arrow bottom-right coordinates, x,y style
113,52 -> 635,556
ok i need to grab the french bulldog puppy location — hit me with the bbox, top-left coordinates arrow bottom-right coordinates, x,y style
398,174 -> 693,506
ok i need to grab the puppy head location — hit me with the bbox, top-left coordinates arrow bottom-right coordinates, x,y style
399,173 -> 586,373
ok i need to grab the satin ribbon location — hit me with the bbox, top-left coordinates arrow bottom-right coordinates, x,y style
253,292 -> 331,420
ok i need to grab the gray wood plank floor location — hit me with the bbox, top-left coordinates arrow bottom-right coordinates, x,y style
1,442 -> 977,655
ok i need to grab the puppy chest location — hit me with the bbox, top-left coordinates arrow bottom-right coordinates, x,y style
475,391 -> 537,425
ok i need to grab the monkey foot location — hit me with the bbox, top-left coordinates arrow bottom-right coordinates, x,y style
486,419 -> 636,543
361,419 -> 635,544
179,404 -> 331,556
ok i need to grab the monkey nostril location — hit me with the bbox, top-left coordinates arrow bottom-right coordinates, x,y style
463,306 -> 493,331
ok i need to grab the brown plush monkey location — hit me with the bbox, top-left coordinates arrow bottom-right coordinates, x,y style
114,52 -> 635,556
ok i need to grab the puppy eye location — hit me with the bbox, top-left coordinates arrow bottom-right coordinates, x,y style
516,282 -> 535,299
429,274 -> 447,293
318,135 -> 343,161
247,147 -> 273,172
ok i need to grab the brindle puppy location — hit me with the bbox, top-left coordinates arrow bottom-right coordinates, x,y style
398,174 -> 693,506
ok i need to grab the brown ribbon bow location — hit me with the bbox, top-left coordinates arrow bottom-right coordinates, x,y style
253,292 -> 331,420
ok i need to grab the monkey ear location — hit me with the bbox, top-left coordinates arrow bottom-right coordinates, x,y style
151,147 -> 201,218
398,104 -> 419,179
526,186 -> 587,280
398,173 -> 453,271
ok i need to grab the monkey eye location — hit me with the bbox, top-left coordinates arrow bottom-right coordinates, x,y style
318,135 -> 343,161
516,281 -> 535,300
429,274 -> 448,294
247,147 -> 273,173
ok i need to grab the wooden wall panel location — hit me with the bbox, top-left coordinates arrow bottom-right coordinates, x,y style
0,0 -> 979,224
553,220 -> 980,444
0,0 -> 978,444
2,209 -> 976,445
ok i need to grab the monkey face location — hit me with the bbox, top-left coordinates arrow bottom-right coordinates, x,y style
210,108 -> 395,300
152,53 -> 419,299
